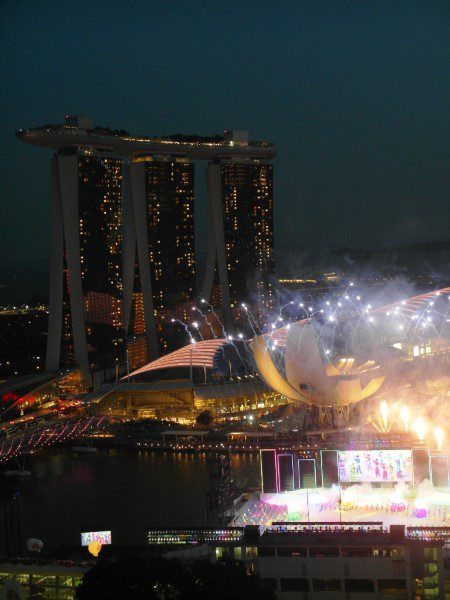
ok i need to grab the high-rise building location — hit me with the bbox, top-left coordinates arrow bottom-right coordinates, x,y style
17,118 -> 276,379
132,156 -> 195,307
221,160 -> 274,308
48,146 -> 125,381
123,156 -> 195,357
125,263 -> 148,371
202,131 -> 275,331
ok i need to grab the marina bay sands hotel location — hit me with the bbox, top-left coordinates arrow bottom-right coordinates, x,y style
17,116 -> 276,383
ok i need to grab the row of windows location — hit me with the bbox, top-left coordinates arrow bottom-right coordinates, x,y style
0,572 -> 81,600
261,577 -> 407,593
0,573 -> 82,588
0,586 -> 76,600
257,546 -> 405,558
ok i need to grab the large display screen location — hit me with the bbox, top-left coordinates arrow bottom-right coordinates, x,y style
338,450 -> 412,483
81,531 -> 112,546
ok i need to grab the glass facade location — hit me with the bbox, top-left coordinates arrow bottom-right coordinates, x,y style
61,150 -> 125,370
131,156 -> 196,353
422,547 -> 440,599
0,572 -> 83,599
220,161 -> 274,309
127,290 -> 148,370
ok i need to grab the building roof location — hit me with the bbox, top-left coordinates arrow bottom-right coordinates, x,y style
263,319 -> 308,348
161,430 -> 209,436
226,431 -> 274,437
372,286 -> 450,318
84,380 -> 193,404
17,124 -> 277,160
0,371 -> 56,396
126,339 -> 229,378
193,380 -> 268,399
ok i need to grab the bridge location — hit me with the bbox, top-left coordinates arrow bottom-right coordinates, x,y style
0,413 -> 106,464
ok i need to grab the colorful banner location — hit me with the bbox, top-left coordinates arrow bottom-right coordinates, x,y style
338,450 -> 412,483
81,530 -> 112,546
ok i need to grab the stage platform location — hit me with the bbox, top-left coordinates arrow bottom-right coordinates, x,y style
232,483 -> 450,529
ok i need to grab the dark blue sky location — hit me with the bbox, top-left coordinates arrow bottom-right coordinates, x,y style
0,0 -> 448,265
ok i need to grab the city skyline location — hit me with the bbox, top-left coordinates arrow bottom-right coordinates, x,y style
1,1 -> 449,268
0,4 -> 449,597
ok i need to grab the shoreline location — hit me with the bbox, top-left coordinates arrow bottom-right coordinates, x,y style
73,437 -> 262,454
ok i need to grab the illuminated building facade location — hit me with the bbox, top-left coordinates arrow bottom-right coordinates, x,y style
202,132 -> 275,331
88,338 -> 279,420
46,141 -> 125,381
221,160 -> 274,307
126,289 -> 148,371
143,524 -> 446,600
123,157 -> 195,357
17,117 -> 276,377
142,157 -> 195,310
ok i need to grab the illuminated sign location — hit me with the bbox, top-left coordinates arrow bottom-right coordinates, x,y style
146,528 -> 244,545
338,450 -> 412,483
81,531 -> 112,546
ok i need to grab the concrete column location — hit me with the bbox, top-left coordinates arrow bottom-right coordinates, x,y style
205,164 -> 233,332
201,185 -> 217,302
57,155 -> 90,383
129,162 -> 159,360
122,165 -> 137,335
45,157 -> 65,372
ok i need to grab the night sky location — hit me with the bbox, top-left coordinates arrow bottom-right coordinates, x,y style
0,1 -> 449,268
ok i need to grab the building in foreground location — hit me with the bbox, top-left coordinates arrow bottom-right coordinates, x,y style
0,559 -> 87,599
0,523 -> 446,599
147,523 -> 445,599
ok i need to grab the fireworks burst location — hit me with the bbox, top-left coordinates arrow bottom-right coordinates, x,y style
435,426 -> 445,451
413,417 -> 427,441
368,401 -> 392,433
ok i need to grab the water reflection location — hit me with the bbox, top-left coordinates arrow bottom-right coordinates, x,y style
2,448 -> 260,553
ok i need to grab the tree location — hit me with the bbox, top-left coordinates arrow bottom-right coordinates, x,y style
76,556 -> 275,600
76,556 -> 185,600
185,559 -> 276,600
196,410 -> 213,427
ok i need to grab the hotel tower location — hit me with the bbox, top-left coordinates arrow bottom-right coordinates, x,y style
17,117 -> 276,382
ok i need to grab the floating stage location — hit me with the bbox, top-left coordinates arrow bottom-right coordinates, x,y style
231,446 -> 450,529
